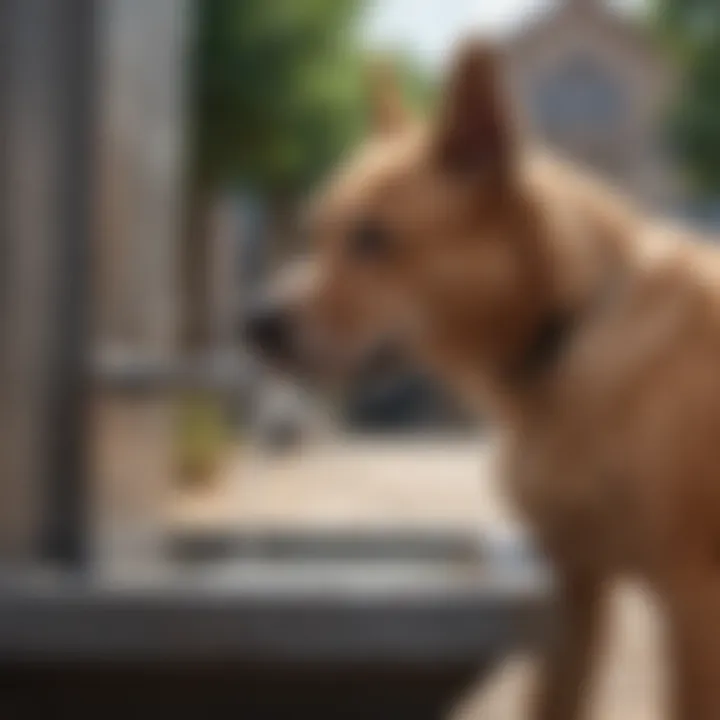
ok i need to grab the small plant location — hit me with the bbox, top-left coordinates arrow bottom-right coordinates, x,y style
174,393 -> 232,488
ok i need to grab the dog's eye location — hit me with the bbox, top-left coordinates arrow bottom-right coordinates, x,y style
349,219 -> 390,261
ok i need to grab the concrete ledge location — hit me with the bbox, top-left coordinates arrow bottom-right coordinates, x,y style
0,550 -> 554,719
167,527 -> 487,563
0,557 -> 553,663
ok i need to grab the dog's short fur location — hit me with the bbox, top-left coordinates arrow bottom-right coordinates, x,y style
248,43 -> 720,719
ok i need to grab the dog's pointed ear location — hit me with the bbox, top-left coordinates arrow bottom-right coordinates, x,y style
366,58 -> 410,136
435,40 -> 515,181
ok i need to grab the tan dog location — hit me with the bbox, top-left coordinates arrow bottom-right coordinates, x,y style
246,41 -> 720,720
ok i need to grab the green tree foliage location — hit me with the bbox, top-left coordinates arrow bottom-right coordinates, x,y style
654,0 -> 720,194
190,0 -> 365,197
190,0 -> 437,197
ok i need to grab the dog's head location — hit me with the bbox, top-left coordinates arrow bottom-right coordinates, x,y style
245,41 -> 554,389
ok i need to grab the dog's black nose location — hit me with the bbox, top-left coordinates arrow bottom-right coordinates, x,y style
243,302 -> 292,360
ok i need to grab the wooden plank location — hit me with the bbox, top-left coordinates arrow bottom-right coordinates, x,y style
0,0 -> 96,563
90,0 -> 187,571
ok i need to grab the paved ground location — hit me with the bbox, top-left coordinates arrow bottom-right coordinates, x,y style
171,439 -> 504,531
170,438 -> 668,719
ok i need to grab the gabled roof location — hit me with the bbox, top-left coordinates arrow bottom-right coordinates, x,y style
506,0 -> 669,75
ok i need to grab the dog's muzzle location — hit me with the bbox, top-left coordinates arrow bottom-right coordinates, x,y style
242,300 -> 295,365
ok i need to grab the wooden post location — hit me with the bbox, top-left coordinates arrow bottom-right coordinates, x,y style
91,0 -> 188,573
0,0 -> 96,565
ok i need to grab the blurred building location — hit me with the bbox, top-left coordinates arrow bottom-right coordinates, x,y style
505,0 -> 679,211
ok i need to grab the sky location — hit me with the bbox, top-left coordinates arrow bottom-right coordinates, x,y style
362,0 -> 647,70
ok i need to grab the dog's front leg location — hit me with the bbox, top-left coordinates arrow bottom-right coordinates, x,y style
530,568 -> 607,720
666,563 -> 720,720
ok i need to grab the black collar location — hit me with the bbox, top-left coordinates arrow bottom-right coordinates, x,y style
507,310 -> 577,386
506,261 -> 625,387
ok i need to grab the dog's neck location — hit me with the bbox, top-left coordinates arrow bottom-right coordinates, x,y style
433,157 -> 638,421
486,250 -> 629,421
503,171 -> 636,396
492,247 -> 627,424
